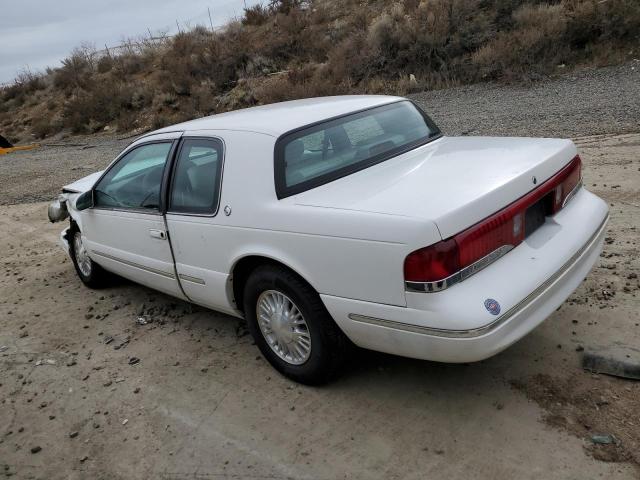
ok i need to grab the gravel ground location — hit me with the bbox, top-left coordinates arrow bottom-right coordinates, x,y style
0,135 -> 130,205
410,62 -> 640,138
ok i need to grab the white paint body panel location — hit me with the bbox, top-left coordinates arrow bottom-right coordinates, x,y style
153,95 -> 403,137
54,95 -> 609,363
322,189 -> 608,362
164,129 -> 429,310
82,209 -> 185,300
294,136 -> 578,238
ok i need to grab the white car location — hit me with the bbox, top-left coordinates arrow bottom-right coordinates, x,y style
48,96 -> 608,384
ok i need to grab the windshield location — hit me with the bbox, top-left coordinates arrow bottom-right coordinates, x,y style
274,100 -> 440,198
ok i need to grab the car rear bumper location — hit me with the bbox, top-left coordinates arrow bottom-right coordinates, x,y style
321,188 -> 608,363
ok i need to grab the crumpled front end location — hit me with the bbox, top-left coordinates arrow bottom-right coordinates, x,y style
48,170 -> 101,256
48,193 -> 76,258
48,190 -> 91,261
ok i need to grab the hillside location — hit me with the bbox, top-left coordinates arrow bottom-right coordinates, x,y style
1,0 -> 639,143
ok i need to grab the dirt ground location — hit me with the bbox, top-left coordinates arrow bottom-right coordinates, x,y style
1,75 -> 640,478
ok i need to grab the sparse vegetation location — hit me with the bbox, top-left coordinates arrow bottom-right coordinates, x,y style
1,0 -> 639,141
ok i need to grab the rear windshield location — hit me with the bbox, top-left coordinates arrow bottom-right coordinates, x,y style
274,101 -> 440,198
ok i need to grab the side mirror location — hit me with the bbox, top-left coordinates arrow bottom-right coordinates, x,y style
75,191 -> 94,211
47,196 -> 69,223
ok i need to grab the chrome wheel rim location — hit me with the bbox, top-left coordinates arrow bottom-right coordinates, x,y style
73,232 -> 92,277
256,290 -> 311,365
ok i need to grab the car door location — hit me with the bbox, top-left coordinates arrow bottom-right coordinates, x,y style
163,136 -> 234,312
81,135 -> 186,299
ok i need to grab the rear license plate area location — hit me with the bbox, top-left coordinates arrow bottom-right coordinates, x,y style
525,193 -> 553,237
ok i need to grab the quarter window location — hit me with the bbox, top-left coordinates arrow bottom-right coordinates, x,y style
169,138 -> 223,215
94,142 -> 172,210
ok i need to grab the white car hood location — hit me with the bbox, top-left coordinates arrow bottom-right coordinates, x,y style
62,170 -> 103,193
292,136 -> 577,239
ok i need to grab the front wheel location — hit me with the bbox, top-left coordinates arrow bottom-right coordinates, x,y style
69,228 -> 108,288
243,265 -> 349,384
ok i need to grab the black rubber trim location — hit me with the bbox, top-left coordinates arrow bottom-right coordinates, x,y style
273,100 -> 442,199
165,136 -> 225,217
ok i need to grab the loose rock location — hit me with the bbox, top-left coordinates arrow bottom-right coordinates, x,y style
582,344 -> 640,380
590,434 -> 616,445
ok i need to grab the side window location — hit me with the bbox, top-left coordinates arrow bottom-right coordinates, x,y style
169,138 -> 223,215
94,142 -> 172,210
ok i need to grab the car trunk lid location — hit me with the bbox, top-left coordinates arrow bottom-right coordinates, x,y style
292,136 -> 578,239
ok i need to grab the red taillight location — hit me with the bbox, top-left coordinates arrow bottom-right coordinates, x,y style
553,156 -> 582,213
454,207 -> 525,267
404,155 -> 582,284
404,239 -> 459,282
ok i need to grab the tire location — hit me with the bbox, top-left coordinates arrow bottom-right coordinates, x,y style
243,265 -> 349,385
69,226 -> 108,288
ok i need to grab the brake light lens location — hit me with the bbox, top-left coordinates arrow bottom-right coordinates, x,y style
403,238 -> 459,282
404,155 -> 582,284
553,156 -> 582,212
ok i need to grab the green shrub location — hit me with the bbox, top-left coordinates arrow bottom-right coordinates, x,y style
54,47 -> 94,93
96,55 -> 114,73
5,0 -> 640,138
1,69 -> 46,107
243,4 -> 271,26
32,116 -> 60,139
116,112 -> 137,132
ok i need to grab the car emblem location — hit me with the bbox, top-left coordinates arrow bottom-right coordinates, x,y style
484,298 -> 501,316
532,176 -> 537,185
224,205 -> 232,216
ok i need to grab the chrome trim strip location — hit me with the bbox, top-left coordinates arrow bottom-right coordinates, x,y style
93,206 -> 163,216
406,244 -> 514,293
348,313 -> 495,338
562,180 -> 583,208
178,273 -> 206,285
92,250 -> 175,279
351,214 -> 609,339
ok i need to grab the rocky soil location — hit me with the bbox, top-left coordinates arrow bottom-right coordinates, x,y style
411,62 -> 640,138
0,65 -> 639,479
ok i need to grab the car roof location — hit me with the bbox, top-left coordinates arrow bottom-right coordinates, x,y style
145,95 -> 404,138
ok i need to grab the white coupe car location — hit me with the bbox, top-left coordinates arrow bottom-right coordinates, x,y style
48,96 -> 608,384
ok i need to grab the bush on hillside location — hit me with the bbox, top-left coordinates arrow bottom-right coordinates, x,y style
2,0 -> 639,139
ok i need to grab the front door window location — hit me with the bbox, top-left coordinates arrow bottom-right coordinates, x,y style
94,142 -> 172,210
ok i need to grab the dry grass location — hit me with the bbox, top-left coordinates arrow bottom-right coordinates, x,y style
1,0 -> 639,141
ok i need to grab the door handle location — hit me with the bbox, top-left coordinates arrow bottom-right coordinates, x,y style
149,229 -> 167,240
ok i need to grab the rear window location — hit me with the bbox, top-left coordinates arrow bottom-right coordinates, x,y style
274,101 -> 440,198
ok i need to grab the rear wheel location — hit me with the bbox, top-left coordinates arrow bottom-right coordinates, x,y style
243,265 -> 349,384
69,228 -> 108,288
